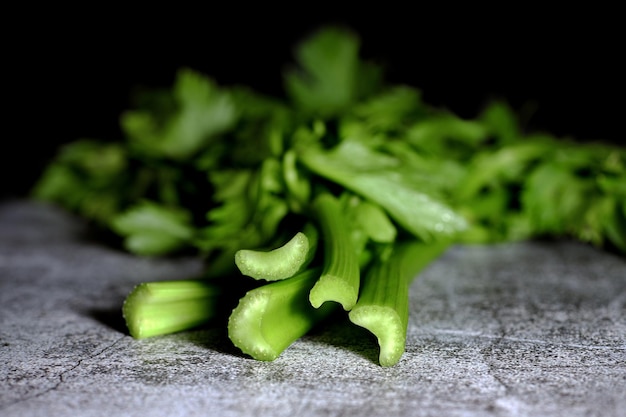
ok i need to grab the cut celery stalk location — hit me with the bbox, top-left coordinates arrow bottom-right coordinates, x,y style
308,193 -> 360,310
234,223 -> 318,281
348,241 -> 449,366
123,280 -> 221,339
228,268 -> 335,361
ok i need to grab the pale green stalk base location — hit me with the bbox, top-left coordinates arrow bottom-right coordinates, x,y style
123,280 -> 220,339
228,268 -> 335,361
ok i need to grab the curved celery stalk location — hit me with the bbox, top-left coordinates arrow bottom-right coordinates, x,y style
228,268 -> 335,361
348,241 -> 449,366
234,223 -> 319,281
123,280 -> 221,339
308,193 -> 360,310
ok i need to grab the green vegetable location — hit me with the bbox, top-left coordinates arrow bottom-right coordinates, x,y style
235,223 -> 318,281
33,26 -> 625,366
308,193 -> 361,310
284,26 -> 381,117
228,268 -> 335,361
349,241 -> 450,366
298,139 -> 468,242
123,280 -> 222,339
111,201 -> 195,256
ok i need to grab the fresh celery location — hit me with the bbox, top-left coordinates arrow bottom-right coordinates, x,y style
349,241 -> 450,366
228,268 -> 335,361
32,26 -> 625,368
308,193 -> 361,310
234,223 -> 318,281
123,280 -> 222,339
298,140 -> 468,242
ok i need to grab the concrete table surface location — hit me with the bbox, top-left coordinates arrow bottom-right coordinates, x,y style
1,200 -> 625,417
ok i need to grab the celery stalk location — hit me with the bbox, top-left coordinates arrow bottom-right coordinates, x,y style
123,280 -> 222,339
228,268 -> 335,361
234,223 -> 319,281
308,193 -> 361,310
348,241 -> 449,366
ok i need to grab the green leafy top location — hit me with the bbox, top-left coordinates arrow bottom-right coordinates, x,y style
33,26 -> 626,263
284,27 -> 382,117
122,69 -> 238,161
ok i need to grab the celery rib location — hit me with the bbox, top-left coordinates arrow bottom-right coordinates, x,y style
228,268 -> 335,361
123,280 -> 221,339
234,223 -> 318,281
348,241 -> 449,366
308,193 -> 360,310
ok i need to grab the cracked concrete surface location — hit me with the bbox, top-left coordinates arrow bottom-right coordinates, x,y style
1,200 -> 625,417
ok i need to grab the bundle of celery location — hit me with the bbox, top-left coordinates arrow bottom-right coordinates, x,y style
33,27 -> 625,366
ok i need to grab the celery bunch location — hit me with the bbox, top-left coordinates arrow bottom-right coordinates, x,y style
33,27 -> 625,366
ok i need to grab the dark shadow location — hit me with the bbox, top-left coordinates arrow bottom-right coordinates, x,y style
87,306 -> 129,335
175,325 -> 248,358
305,311 -> 381,365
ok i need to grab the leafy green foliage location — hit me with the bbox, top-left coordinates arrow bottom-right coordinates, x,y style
284,27 -> 382,117
32,140 -> 129,224
110,201 -> 195,256
298,139 -> 468,242
122,68 -> 238,161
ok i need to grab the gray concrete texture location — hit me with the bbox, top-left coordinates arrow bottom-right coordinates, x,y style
1,200 -> 625,417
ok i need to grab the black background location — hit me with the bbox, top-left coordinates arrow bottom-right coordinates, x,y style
4,7 -> 623,200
